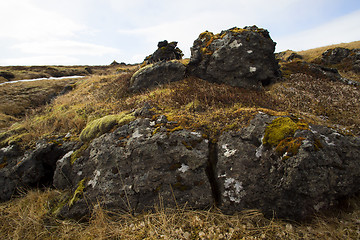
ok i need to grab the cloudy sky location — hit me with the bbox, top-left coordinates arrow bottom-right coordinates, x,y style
0,0 -> 359,65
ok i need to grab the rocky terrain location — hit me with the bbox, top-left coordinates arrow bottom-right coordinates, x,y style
0,26 -> 360,238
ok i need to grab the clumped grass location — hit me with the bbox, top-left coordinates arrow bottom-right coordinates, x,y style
0,189 -> 359,239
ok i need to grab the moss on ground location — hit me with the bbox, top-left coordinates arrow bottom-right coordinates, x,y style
79,112 -> 135,142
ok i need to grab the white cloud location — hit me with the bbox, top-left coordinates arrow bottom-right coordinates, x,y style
0,55 -> 80,66
12,40 -> 121,56
276,9 -> 360,52
0,1 -> 87,41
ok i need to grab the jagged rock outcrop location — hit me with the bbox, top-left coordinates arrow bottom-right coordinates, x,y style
56,118 -> 212,219
217,113 -> 360,220
187,26 -> 280,89
321,47 -> 360,73
129,61 -> 186,91
145,40 -> 184,63
1,113 -> 360,220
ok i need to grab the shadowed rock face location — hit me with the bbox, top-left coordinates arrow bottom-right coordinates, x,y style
187,26 -> 280,90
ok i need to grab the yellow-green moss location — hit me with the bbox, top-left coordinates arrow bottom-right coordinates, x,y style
79,112 -> 135,142
263,117 -> 309,147
71,143 -> 89,165
69,178 -> 86,207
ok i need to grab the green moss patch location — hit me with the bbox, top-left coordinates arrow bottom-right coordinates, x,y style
263,117 -> 308,147
69,178 -> 86,207
79,112 -> 135,142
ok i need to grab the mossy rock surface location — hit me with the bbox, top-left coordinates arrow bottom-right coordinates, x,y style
79,112 -> 135,142
263,117 -> 308,147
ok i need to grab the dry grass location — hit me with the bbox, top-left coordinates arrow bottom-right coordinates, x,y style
0,189 -> 359,239
0,78 -> 81,130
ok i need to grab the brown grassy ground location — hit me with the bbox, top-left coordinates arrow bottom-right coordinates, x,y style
0,64 -> 138,82
0,189 -> 359,239
0,78 -> 81,130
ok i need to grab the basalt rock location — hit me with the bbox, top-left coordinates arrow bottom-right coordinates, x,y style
56,118 -> 212,219
321,47 -> 360,73
187,26 -> 280,89
0,139 -> 80,202
145,40 -> 184,63
217,113 -> 360,220
129,61 -> 186,91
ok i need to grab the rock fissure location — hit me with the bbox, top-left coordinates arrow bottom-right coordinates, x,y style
206,141 -> 221,206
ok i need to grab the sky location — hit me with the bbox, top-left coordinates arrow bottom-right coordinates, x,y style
0,0 -> 359,66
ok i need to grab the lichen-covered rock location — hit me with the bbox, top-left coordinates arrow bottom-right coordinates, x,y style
56,118 -> 212,219
187,26 -> 280,89
217,113 -> 360,220
145,40 -> 184,63
129,61 -> 186,91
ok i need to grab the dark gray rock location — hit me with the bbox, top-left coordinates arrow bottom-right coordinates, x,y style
187,26 -> 280,89
286,53 -> 303,62
322,47 -> 351,65
57,118 -> 212,219
130,61 -> 186,91
145,40 -> 183,63
216,113 -> 360,220
0,139 -> 79,202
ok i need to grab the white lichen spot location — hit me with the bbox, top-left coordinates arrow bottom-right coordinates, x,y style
190,131 -> 202,138
204,139 -> 209,144
222,178 -> 246,203
150,121 -> 156,127
255,144 -> 264,158
247,50 -> 253,54
222,144 -> 237,157
178,163 -> 190,173
229,40 -> 243,48
322,135 -> 335,146
88,170 -> 101,188
132,129 -> 143,139
77,171 -> 83,176
249,67 -> 257,73
59,150 -> 74,163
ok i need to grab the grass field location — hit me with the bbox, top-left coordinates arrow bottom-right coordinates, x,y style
0,42 -> 360,239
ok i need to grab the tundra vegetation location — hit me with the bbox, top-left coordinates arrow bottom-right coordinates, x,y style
0,40 -> 360,239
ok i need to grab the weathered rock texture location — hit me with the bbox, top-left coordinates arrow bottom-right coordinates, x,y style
1,113 -> 360,220
217,113 -> 360,219
187,26 -> 280,89
145,40 -> 184,63
0,139 -> 79,202
321,47 -> 360,73
55,118 -> 212,219
129,61 -> 186,91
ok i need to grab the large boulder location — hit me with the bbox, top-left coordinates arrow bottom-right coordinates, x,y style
129,61 -> 186,91
216,113 -> 360,220
145,40 -> 184,63
55,118 -> 212,219
187,26 -> 280,89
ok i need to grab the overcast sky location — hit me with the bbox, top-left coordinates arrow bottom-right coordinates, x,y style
0,0 -> 359,65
